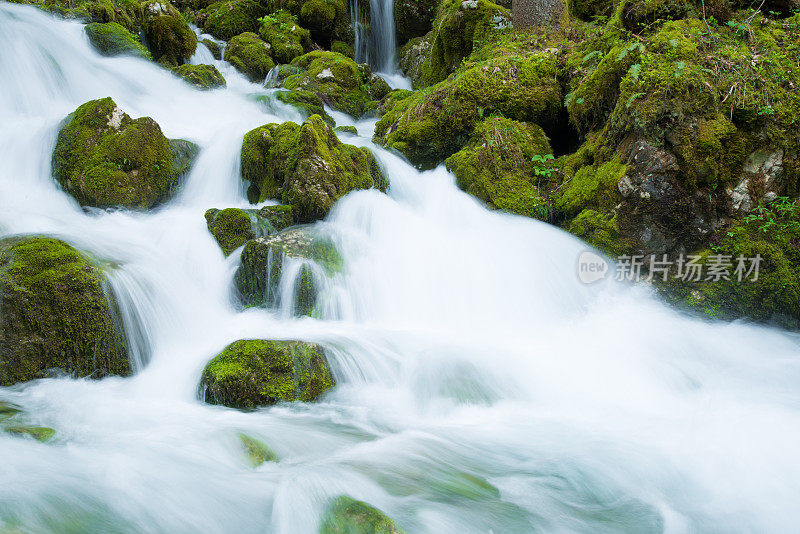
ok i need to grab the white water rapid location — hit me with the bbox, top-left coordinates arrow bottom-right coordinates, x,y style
1,3 -> 800,533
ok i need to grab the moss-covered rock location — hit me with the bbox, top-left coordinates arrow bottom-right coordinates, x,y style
204,204 -> 293,255
52,97 -> 198,209
283,51 -> 388,118
330,39 -> 354,58
200,339 -> 335,409
241,114 -> 387,221
394,0 -> 438,46
334,125 -> 357,135
21,0 -> 142,32
572,0 -> 614,20
84,21 -> 152,59
200,38 -> 222,59
274,90 -> 336,125
140,0 -> 197,66
257,10 -> 312,64
172,63 -> 226,89
223,32 -> 276,82
398,34 -> 432,89
238,433 -> 278,466
298,0 -> 348,48
234,226 -> 342,314
376,37 -> 562,168
417,0 -> 510,87
319,496 -> 405,534
0,237 -> 131,386
200,0 -> 270,40
445,117 -> 555,219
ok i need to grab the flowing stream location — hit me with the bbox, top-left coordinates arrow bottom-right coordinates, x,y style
1,3 -> 800,533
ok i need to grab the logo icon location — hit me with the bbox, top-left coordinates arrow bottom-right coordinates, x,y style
578,250 -> 609,284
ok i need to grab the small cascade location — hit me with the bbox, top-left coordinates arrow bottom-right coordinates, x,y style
350,0 -> 397,73
350,0 -> 370,65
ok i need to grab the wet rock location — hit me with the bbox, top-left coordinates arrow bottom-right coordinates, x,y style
204,204 -> 293,256
52,97 -> 198,209
172,63 -> 226,89
140,0 -> 197,66
200,339 -> 335,409
0,237 -> 131,386
85,22 -> 151,59
223,32 -> 275,82
319,496 -> 405,534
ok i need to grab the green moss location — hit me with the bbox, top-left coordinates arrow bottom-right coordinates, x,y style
235,226 -> 342,313
556,157 -> 626,217
18,0 -> 142,32
201,0 -> 270,40
572,0 -> 614,21
140,0 -> 197,66
274,90 -> 336,125
375,37 -> 561,168
172,64 -> 226,89
238,433 -> 278,466
319,496 -> 405,534
568,209 -> 634,255
417,0 -> 510,87
84,22 -> 151,59
298,0 -> 348,47
334,125 -> 358,135
200,339 -> 335,409
284,51 -> 384,118
5,426 -> 56,442
224,32 -> 276,82
204,205 -> 294,256
52,97 -> 196,209
258,10 -> 311,64
445,117 -> 555,219
394,0 -> 438,46
241,115 -> 386,221
200,38 -> 222,60
0,237 -> 131,386
330,40 -> 354,58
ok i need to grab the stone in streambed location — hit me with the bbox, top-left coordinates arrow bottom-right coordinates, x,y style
204,204 -> 293,256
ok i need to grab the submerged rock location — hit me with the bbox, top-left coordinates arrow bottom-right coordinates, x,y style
319,496 -> 405,534
200,339 -> 335,409
240,114 -> 386,222
84,21 -> 151,59
234,226 -> 341,315
204,204 -> 293,256
223,32 -> 275,82
0,237 -> 131,386
52,97 -> 198,210
140,0 -> 197,66
200,38 -> 222,60
172,63 -> 226,89
238,432 -> 278,466
273,90 -> 336,126
283,51 -> 390,119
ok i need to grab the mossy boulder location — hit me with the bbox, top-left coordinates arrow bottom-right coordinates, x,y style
319,496 -> 405,534
0,237 -> 131,386
376,39 -> 561,168
298,0 -> 348,48
172,64 -> 226,89
398,35 -> 432,89
200,38 -> 223,59
283,51 -> 389,118
235,226 -> 342,314
572,0 -> 614,20
200,0 -> 270,40
241,114 -> 387,222
200,339 -> 335,409
204,204 -> 293,256
417,0 -> 510,87
140,0 -> 197,66
258,10 -> 312,64
445,117 -> 555,219
394,0 -> 438,46
52,97 -> 198,209
274,90 -> 336,125
28,0 -> 142,32
224,32 -> 276,82
84,21 -> 152,59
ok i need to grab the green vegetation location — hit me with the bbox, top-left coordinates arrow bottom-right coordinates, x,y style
0,237 -> 131,386
204,205 -> 294,256
140,0 -> 197,66
319,496 -> 405,534
85,21 -> 151,59
172,64 -> 226,89
52,97 -> 197,209
238,433 -> 278,466
240,114 -> 386,221
224,32 -> 276,82
200,0 -> 270,40
200,339 -> 335,409
258,10 -> 311,63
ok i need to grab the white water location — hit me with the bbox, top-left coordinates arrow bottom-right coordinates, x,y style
2,3 -> 800,533
351,0 -> 409,88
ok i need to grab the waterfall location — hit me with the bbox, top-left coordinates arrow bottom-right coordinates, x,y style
2,3 -> 800,533
351,0 -> 397,73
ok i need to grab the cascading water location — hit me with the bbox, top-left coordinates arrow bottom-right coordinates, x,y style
351,0 -> 405,87
2,3 -> 800,533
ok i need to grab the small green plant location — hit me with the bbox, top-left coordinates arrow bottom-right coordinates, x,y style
531,153 -> 555,178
